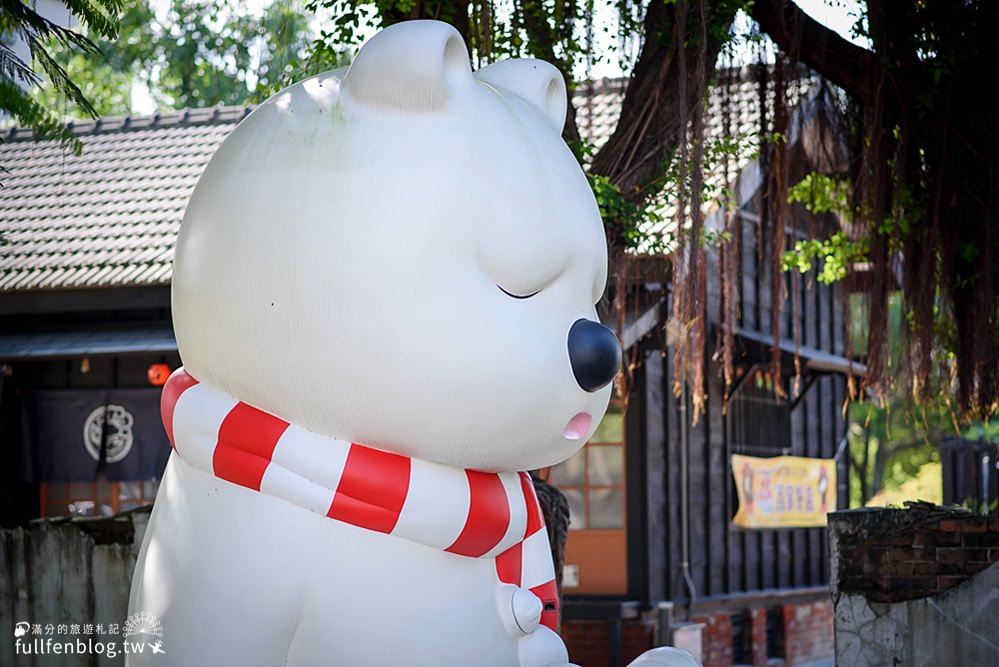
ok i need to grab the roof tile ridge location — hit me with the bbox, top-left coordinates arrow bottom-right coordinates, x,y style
2,105 -> 255,142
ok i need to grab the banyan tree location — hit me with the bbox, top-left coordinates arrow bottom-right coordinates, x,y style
319,0 -> 999,420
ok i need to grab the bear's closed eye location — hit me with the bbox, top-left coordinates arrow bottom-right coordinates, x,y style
497,285 -> 542,300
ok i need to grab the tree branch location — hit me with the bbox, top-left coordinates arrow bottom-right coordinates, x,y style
751,0 -> 874,104
589,2 -> 735,195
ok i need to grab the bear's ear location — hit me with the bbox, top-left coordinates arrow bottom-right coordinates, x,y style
343,20 -> 474,113
475,59 -> 567,133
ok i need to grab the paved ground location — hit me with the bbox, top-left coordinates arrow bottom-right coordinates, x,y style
735,656 -> 834,667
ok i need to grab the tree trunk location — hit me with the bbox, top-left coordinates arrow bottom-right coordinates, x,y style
589,2 -> 738,245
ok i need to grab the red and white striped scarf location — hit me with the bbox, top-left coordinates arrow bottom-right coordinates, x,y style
160,368 -> 558,631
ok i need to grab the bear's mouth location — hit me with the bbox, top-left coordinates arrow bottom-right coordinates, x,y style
563,412 -> 592,440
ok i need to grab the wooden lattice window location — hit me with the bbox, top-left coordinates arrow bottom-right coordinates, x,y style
545,396 -> 627,594
549,398 -> 625,530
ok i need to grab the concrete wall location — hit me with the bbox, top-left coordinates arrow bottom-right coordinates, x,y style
830,507 -> 999,666
833,561 -> 999,666
0,508 -> 149,666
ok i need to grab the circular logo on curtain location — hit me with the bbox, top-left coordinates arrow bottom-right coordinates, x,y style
83,404 -> 135,463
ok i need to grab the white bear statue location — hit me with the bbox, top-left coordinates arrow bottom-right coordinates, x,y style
128,19 -> 697,667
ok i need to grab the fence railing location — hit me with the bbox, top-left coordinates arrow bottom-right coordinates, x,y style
940,438 -> 999,510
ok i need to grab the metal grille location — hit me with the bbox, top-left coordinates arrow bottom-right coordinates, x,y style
766,607 -> 784,659
728,369 -> 791,457
941,437 -> 999,508
730,611 -> 749,664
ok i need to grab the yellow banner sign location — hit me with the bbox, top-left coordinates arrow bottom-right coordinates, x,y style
731,454 -> 836,528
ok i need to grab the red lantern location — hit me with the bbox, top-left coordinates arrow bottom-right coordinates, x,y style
148,363 -> 171,386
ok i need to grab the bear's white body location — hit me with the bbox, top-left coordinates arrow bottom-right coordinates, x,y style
128,19 -> 697,667
132,454 -> 566,665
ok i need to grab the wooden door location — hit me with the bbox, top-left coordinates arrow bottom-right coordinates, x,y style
546,398 -> 627,594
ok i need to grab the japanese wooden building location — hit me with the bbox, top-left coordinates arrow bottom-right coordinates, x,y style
0,108 -> 249,526
551,77 -> 854,666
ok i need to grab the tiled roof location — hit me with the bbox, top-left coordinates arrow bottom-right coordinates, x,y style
575,69 -> 820,252
575,68 -> 796,155
0,107 -> 251,292
574,78 -> 629,150
0,71 -> 812,293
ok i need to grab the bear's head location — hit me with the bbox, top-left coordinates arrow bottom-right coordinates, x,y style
171,20 -> 620,472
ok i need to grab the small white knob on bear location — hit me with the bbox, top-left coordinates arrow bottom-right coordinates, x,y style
626,647 -> 702,667
511,586 -> 543,634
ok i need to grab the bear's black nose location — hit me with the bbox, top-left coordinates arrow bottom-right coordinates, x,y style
568,318 -> 621,392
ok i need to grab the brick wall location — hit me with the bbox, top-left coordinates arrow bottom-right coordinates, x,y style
562,618 -> 655,666
692,602 -> 832,667
691,611 -> 733,667
562,600 -> 833,667
782,601 -> 834,664
563,620 -> 610,666
831,508 -> 999,603
747,607 -> 767,666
